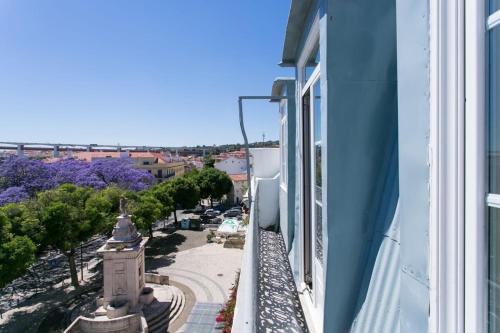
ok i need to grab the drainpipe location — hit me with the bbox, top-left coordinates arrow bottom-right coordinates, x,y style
238,96 -> 286,210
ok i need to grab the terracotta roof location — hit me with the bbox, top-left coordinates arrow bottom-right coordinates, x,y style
230,173 -> 248,182
73,152 -> 120,162
73,151 -> 158,162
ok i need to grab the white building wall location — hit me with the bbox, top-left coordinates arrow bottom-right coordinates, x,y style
250,148 -> 280,178
233,180 -> 247,203
215,157 -> 247,175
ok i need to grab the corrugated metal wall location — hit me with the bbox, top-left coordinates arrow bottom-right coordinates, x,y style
351,137 -> 400,333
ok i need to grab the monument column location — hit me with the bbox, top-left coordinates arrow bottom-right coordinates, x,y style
97,198 -> 148,311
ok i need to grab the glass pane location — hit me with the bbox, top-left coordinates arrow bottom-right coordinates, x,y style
313,79 -> 322,202
281,119 -> 288,184
489,27 -> 500,193
490,207 -> 500,331
315,202 -> 323,264
312,76 -> 323,266
304,45 -> 320,83
313,79 -> 321,142
490,2 -> 500,15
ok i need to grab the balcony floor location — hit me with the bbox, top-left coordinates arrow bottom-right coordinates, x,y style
257,229 -> 309,333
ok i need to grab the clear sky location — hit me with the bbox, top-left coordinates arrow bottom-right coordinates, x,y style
0,0 -> 293,147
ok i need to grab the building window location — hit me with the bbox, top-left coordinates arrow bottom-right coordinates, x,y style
304,45 -> 320,84
487,5 -> 500,330
301,43 -> 323,292
281,96 -> 288,186
312,78 -> 323,263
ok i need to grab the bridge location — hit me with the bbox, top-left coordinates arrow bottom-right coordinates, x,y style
0,142 -> 214,158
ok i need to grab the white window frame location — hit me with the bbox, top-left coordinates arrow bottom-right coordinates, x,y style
428,0 -> 467,332
280,111 -> 288,189
465,0 -> 487,331
296,11 -> 322,333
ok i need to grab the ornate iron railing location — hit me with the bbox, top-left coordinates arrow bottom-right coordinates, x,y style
233,178 -> 308,333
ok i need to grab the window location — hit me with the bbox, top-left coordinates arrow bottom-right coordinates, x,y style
281,97 -> 288,186
301,47 -> 323,292
487,4 -> 500,330
304,46 -> 320,84
312,78 -> 323,263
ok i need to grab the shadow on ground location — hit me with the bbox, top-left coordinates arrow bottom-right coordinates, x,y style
146,233 -> 187,256
145,232 -> 187,271
145,229 -> 209,273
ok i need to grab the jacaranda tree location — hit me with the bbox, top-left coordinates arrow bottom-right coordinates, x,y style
0,156 -> 53,196
75,158 -> 155,191
0,186 -> 29,206
0,156 -> 155,207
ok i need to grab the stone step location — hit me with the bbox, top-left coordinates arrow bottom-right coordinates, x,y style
149,316 -> 169,333
149,315 -> 170,333
168,286 -> 185,324
144,285 -> 185,333
146,303 -> 169,330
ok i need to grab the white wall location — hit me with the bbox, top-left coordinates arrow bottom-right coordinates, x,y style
279,185 -> 288,247
215,157 -> 247,175
256,174 -> 280,229
233,180 -> 247,203
249,148 -> 280,178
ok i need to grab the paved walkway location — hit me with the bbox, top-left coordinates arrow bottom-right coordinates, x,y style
145,229 -> 243,332
156,243 -> 242,304
177,302 -> 223,333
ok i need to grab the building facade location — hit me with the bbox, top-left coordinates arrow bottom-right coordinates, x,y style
234,0 -> 495,332
214,156 -> 247,175
229,173 -> 248,205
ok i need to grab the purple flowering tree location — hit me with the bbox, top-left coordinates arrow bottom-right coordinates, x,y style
0,186 -> 29,206
49,158 -> 89,185
76,158 -> 155,191
0,156 -> 154,207
0,156 -> 54,195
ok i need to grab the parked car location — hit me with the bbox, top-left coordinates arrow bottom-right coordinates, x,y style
210,217 -> 222,224
224,209 -> 242,218
230,206 -> 243,213
205,209 -> 221,217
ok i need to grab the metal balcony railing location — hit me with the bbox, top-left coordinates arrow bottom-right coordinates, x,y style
233,177 -> 308,333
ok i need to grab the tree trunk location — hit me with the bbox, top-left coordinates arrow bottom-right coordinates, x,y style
173,210 -> 178,224
149,225 -> 154,239
210,197 -> 213,208
66,250 -> 79,287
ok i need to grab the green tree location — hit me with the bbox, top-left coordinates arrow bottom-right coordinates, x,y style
166,177 -> 200,223
197,168 -> 233,207
203,154 -> 215,168
0,202 -> 45,248
149,183 -> 175,227
0,211 -> 36,288
36,184 -> 104,287
85,186 -> 127,235
129,193 -> 163,238
183,168 -> 200,181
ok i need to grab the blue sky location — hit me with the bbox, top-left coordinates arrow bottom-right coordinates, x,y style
0,0 -> 292,147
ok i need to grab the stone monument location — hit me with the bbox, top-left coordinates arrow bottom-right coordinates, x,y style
64,197 -> 184,333
97,197 -> 149,312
